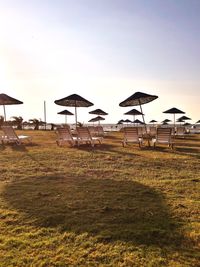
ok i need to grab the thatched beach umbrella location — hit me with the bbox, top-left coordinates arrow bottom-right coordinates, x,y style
119,91 -> 158,139
133,119 -> 144,125
124,108 -> 143,121
0,93 -> 23,121
162,119 -> 171,123
178,115 -> 191,122
196,120 -> 200,124
55,94 -> 93,127
162,121 -> 169,125
89,115 -> 105,124
117,119 -> 125,125
149,119 -> 157,123
124,119 -> 132,126
89,109 -> 108,116
163,107 -> 185,128
57,109 -> 74,123
176,118 -> 185,125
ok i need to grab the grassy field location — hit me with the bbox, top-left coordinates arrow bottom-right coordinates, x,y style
0,130 -> 199,267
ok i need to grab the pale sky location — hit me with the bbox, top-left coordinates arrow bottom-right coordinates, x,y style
0,0 -> 199,124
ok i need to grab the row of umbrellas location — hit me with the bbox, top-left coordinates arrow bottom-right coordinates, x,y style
118,116 -> 192,125
57,107 -> 108,124
1,93 -> 199,127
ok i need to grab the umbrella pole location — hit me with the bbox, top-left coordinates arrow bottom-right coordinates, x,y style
139,101 -> 150,146
75,102 -> 77,128
3,105 -> 6,121
174,114 -> 175,136
139,103 -> 147,132
65,115 -> 67,124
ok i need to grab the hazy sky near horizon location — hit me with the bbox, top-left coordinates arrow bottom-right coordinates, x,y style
0,0 -> 200,124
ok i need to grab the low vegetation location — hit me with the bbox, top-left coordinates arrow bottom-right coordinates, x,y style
0,130 -> 199,266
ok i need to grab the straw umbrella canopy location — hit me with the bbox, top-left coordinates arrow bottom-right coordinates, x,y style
124,119 -> 132,123
124,119 -> 132,126
163,107 -> 185,128
119,91 -> 158,135
133,119 -> 144,125
124,108 -> 143,122
149,119 -> 157,125
54,94 -> 93,127
57,109 -> 74,124
117,119 -> 125,124
162,119 -> 171,123
178,115 -> 191,122
89,109 -> 108,116
176,118 -> 185,125
149,119 -> 157,123
88,115 -> 105,124
196,120 -> 200,124
0,93 -> 23,121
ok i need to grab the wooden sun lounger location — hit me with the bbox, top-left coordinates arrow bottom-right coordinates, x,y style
1,126 -> 32,145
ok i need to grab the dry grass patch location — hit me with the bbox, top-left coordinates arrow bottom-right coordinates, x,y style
0,130 -> 199,266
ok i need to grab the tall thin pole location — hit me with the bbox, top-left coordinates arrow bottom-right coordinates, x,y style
139,100 -> 150,146
3,105 -> 6,121
44,101 -> 46,130
75,102 -> 77,128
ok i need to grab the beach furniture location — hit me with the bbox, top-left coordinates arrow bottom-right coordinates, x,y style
76,127 -> 102,147
1,126 -> 32,145
122,127 -> 143,147
152,127 -> 174,149
56,127 -> 77,147
88,126 -> 98,137
175,126 -> 186,137
136,126 -> 146,138
149,126 -> 157,137
95,125 -> 105,137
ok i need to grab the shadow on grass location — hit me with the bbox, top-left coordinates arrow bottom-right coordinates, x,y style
148,144 -> 200,159
0,142 -> 40,152
3,175 -> 184,247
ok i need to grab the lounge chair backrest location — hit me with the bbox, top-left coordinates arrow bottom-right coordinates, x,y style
124,127 -> 139,142
95,126 -> 104,136
137,127 -> 144,136
88,126 -> 97,136
149,126 -> 157,135
76,127 -> 92,140
61,124 -> 71,129
1,126 -> 19,141
176,127 -> 186,135
156,128 -> 172,142
56,127 -> 73,140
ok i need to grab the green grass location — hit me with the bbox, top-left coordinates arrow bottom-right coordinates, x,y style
0,130 -> 199,266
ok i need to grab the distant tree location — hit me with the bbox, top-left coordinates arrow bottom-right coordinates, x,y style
77,122 -> 83,127
29,118 -> 45,130
50,123 -> 56,131
11,116 -> 23,130
0,116 -> 4,129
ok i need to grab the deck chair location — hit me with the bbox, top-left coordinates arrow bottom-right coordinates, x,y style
137,126 -> 146,137
152,127 -> 174,149
56,127 -> 77,147
1,126 -> 32,145
76,127 -> 102,147
95,126 -> 105,137
175,127 -> 186,137
88,126 -> 98,137
149,126 -> 157,137
122,127 -> 143,147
